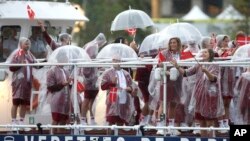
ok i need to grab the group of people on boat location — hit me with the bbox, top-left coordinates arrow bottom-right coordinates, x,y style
1,21 -> 250,137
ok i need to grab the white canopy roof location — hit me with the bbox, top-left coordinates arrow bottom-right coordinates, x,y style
182,5 -> 210,20
216,5 -> 244,20
0,1 -> 89,21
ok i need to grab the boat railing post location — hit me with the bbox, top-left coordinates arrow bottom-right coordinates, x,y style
162,62 -> 167,136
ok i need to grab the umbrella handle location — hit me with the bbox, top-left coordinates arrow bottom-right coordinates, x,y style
133,33 -> 136,41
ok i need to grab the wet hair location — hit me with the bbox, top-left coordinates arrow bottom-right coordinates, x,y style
207,48 -> 215,62
200,36 -> 211,49
59,33 -> 72,42
19,37 -> 31,48
168,37 -> 182,52
216,34 -> 229,48
236,31 -> 246,37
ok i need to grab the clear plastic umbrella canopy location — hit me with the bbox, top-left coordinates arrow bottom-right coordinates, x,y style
157,22 -> 202,45
139,33 -> 165,56
96,43 -> 138,59
48,45 -> 91,63
231,44 -> 250,62
83,33 -> 107,59
110,8 -> 154,31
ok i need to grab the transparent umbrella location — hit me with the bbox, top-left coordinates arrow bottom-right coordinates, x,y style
48,45 -> 91,63
110,7 -> 154,31
139,33 -> 167,56
47,45 -> 91,118
96,43 -> 138,59
157,22 -> 202,45
231,44 -> 250,62
83,33 -> 107,59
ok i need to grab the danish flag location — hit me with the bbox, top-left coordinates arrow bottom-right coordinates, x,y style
27,5 -> 35,20
236,36 -> 250,46
77,81 -> 85,93
158,51 -> 166,63
180,51 -> 194,60
109,87 -> 118,103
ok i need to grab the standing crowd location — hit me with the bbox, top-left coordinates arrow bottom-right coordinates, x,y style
2,21 -> 250,137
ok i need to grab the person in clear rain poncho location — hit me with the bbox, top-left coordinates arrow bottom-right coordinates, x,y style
79,33 -> 107,125
154,37 -> 185,136
8,37 -> 39,129
234,67 -> 250,124
215,34 -> 237,132
171,48 -> 224,137
100,55 -> 134,134
46,51 -> 72,133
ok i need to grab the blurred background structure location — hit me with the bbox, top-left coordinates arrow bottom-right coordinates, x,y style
60,0 -> 249,47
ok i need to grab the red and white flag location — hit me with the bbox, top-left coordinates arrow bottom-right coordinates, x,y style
125,28 -> 137,36
236,36 -> 250,46
27,5 -> 35,20
158,51 -> 166,63
180,51 -> 193,60
77,81 -> 85,93
109,87 -> 118,103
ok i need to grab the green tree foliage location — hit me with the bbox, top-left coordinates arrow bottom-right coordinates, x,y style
232,0 -> 250,35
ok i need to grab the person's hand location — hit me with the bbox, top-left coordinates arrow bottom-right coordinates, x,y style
165,71 -> 170,76
68,77 -> 73,84
131,87 -> 138,97
62,81 -> 69,86
37,20 -> 45,32
200,65 -> 207,72
170,59 -> 179,68
158,62 -> 163,68
125,86 -> 132,92
130,41 -> 137,51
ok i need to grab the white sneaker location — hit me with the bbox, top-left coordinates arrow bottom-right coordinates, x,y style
180,123 -> 189,132
156,129 -> 171,135
11,120 -> 19,131
122,125 -> 131,131
192,129 -> 201,135
218,122 -> 227,134
139,116 -> 147,125
80,120 -> 87,131
224,121 -> 230,128
156,129 -> 164,135
139,120 -> 146,125
18,120 -> 31,132
170,129 -> 181,136
192,123 -> 201,135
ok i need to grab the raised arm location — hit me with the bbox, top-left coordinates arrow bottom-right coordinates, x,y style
37,20 -> 57,50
